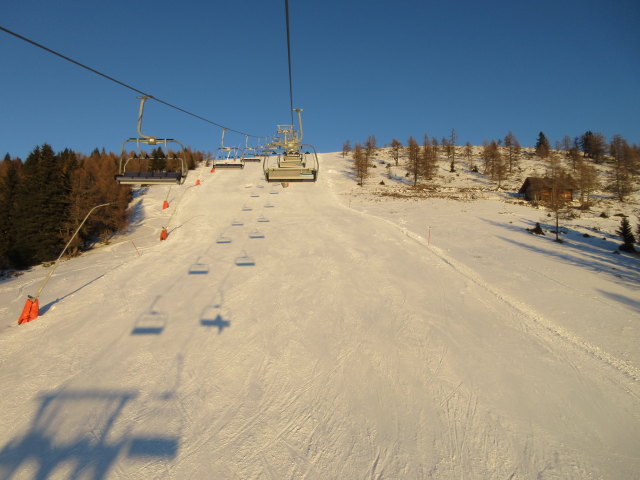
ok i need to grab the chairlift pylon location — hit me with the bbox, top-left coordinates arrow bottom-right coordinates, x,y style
115,96 -> 188,185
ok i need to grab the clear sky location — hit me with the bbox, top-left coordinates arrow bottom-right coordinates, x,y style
2,0 -> 639,159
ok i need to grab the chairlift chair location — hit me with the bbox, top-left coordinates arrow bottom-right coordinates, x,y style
262,109 -> 318,182
242,135 -> 261,163
263,144 -> 319,183
115,96 -> 188,185
213,129 -> 245,169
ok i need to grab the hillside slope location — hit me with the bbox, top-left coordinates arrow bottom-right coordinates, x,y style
1,155 -> 639,479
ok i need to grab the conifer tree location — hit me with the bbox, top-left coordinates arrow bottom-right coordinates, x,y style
579,131 -> 606,163
504,131 -> 520,172
545,154 -> 573,242
492,150 -> 507,189
10,144 -> 70,267
406,136 -> 420,186
421,134 -> 436,180
150,147 -> 167,172
0,156 -> 23,269
609,135 -> 633,201
576,157 -> 598,208
616,217 -> 636,253
448,128 -> 457,172
463,142 -> 474,170
431,137 -> 439,159
342,140 -> 351,158
535,132 -> 550,159
390,138 -> 402,166
365,135 -> 377,164
353,143 -> 368,185
482,141 -> 499,175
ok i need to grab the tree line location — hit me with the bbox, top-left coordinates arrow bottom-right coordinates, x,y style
343,130 -> 639,204
0,144 -> 204,271
343,130 -> 640,252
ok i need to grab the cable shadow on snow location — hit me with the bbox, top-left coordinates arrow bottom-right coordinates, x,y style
0,389 -> 179,480
39,273 -> 106,315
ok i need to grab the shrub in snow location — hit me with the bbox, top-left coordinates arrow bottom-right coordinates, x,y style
528,223 -> 545,235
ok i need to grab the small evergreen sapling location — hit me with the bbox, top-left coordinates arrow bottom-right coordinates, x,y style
616,217 -> 637,253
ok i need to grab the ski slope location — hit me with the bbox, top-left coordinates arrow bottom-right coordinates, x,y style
1,154 -> 639,479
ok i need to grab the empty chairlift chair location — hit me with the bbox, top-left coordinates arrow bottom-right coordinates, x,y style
262,109 -> 318,183
115,96 -> 188,185
263,144 -> 319,183
242,135 -> 261,163
213,129 -> 245,169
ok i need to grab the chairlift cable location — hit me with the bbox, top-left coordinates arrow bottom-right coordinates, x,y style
284,0 -> 295,125
0,25 -> 260,138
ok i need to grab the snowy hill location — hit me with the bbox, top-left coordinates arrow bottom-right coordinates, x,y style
1,153 -> 639,479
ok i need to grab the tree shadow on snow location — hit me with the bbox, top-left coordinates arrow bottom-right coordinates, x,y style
486,216 -> 640,287
597,289 -> 640,314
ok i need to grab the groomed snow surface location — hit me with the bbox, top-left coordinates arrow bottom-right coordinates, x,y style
1,153 -> 639,479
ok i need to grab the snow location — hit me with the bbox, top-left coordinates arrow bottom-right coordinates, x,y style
1,153 -> 639,479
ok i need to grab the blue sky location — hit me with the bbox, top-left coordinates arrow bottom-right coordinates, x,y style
2,0 -> 639,159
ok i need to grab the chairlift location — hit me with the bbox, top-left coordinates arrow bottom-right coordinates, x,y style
214,129 -> 245,169
262,109 -> 319,183
263,144 -> 319,183
116,96 -> 188,185
242,135 -> 261,163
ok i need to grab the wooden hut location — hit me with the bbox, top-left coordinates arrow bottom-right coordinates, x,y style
518,177 -> 573,203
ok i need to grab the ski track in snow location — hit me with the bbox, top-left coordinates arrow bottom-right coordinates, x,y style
385,213 -> 640,385
413,219 -> 639,386
0,155 -> 638,479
